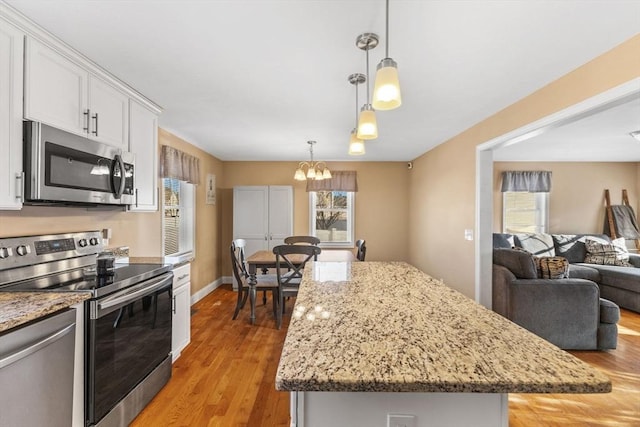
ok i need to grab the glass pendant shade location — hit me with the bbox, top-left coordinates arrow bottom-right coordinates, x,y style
306,168 -> 316,179
348,130 -> 365,155
322,168 -> 332,179
357,105 -> 378,140
372,58 -> 401,110
294,168 -> 306,181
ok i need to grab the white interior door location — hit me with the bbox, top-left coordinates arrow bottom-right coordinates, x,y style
268,186 -> 293,249
233,186 -> 269,255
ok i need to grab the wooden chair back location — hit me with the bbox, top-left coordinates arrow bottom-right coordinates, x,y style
356,239 -> 366,261
272,244 -> 321,288
230,239 -> 249,287
284,235 -> 321,245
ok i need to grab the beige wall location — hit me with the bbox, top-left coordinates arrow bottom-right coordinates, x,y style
159,129 -> 224,295
221,161 -> 410,276
409,34 -> 640,298
493,162 -> 639,234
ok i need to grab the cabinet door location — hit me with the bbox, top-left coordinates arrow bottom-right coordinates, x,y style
172,283 -> 191,362
128,100 -> 158,211
88,75 -> 129,149
233,186 -> 269,255
268,186 -> 293,248
24,38 -> 89,136
0,20 -> 24,210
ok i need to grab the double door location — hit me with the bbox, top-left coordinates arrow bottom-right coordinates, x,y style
233,186 -> 293,258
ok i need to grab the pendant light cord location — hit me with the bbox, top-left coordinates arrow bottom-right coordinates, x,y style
366,43 -> 371,104
385,0 -> 390,58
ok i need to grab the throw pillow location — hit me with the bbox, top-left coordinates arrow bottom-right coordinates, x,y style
584,238 -> 632,267
493,233 -> 515,249
493,248 -> 538,279
553,234 -> 610,264
535,256 -> 570,279
516,233 -> 555,257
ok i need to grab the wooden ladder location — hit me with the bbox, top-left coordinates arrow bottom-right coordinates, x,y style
605,189 -> 640,250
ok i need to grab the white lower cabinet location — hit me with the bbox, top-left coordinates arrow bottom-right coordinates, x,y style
172,263 -> 191,362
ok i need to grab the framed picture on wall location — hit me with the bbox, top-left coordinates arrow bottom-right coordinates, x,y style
206,174 -> 216,205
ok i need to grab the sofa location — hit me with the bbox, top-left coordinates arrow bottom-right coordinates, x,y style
491,232 -> 634,350
494,233 -> 640,312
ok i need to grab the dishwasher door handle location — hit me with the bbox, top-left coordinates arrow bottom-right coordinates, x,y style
0,323 -> 75,369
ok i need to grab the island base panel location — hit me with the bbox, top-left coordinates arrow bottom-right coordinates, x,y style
290,391 -> 508,427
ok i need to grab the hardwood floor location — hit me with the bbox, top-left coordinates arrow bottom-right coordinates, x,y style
132,285 -> 640,426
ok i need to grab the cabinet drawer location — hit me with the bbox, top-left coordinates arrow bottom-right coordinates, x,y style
173,263 -> 190,289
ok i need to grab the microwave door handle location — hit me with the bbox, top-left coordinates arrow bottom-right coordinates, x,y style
111,154 -> 126,199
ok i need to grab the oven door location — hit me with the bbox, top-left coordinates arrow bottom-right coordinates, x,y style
24,121 -> 134,205
86,272 -> 173,425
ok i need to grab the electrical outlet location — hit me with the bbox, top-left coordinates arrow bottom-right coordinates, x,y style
387,414 -> 416,427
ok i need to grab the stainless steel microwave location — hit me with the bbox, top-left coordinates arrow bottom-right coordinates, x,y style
23,121 -> 134,206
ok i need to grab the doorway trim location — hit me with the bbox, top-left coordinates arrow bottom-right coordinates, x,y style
475,77 -> 640,307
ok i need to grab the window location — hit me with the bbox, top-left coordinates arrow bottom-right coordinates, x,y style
310,191 -> 354,247
163,178 -> 195,257
502,192 -> 548,234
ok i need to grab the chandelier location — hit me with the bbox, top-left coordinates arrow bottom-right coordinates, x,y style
294,141 -> 332,181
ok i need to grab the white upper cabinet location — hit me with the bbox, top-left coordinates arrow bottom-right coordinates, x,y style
0,19 -> 24,210
88,75 -> 129,149
24,38 -> 89,137
25,38 -> 130,150
128,100 -> 158,211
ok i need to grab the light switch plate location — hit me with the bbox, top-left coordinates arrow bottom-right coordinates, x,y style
387,413 -> 416,427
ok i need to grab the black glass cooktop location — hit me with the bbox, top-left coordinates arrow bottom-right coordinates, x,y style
5,263 -> 171,298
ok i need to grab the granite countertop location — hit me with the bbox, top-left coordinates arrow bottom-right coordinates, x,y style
0,292 -> 91,333
276,261 -> 611,394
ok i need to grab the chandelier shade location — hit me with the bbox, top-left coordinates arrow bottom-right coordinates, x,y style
348,129 -> 365,155
294,141 -> 331,181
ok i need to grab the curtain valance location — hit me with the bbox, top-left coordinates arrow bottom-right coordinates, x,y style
160,145 -> 201,185
501,171 -> 551,192
306,171 -> 358,192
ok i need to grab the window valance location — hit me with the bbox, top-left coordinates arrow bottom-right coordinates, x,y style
160,145 -> 201,185
501,171 -> 551,193
306,171 -> 358,192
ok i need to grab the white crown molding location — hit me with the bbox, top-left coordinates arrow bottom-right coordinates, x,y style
0,0 -> 162,114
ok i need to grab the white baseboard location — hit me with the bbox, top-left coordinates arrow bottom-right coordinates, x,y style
190,277 -> 224,305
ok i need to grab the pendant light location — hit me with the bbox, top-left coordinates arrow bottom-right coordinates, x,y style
373,0 -> 402,110
293,141 -> 332,181
356,33 -> 379,140
348,73 -> 366,155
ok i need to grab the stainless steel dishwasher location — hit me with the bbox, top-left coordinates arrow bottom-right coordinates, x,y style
0,309 -> 76,427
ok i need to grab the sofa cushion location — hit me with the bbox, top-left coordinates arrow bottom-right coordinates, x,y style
535,256 -> 570,279
552,234 -> 610,264
584,238 -> 632,267
583,263 -> 640,293
493,233 -> 515,249
493,248 -> 538,279
599,298 -> 620,324
516,233 -> 555,257
568,264 -> 601,282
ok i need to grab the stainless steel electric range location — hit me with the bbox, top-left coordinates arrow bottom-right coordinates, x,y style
0,231 -> 173,427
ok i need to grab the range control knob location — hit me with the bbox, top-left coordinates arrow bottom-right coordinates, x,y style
0,247 -> 10,259
89,237 -> 99,246
16,245 -> 31,256
78,239 -> 88,248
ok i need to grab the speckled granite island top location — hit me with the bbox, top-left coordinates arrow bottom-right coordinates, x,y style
0,292 -> 90,333
276,261 -> 611,394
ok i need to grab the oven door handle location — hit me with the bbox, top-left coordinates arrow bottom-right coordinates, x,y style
94,273 -> 173,318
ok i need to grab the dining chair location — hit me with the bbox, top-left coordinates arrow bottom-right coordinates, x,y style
272,244 -> 321,329
356,239 -> 366,261
230,239 -> 278,321
284,235 -> 321,245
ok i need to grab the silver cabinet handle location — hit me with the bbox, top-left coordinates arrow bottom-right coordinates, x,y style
172,296 -> 176,314
15,172 -> 24,201
83,109 -> 90,133
92,112 -> 99,136
135,188 -> 139,208
264,235 -> 268,241
178,274 -> 189,280
0,323 -> 74,369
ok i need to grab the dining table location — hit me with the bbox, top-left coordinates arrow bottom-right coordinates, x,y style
245,249 -> 356,324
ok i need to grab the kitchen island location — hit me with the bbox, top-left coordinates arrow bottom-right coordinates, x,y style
276,261 -> 610,427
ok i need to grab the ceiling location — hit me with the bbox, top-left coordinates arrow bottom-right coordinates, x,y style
5,0 -> 640,162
